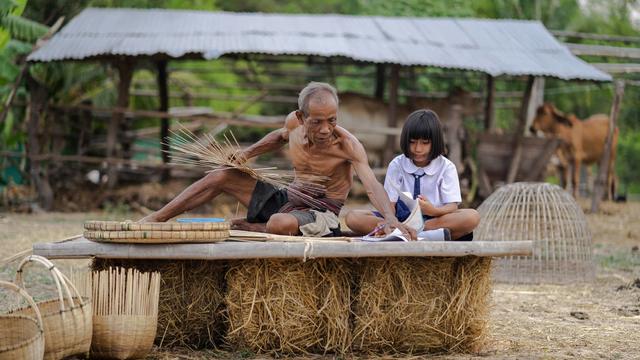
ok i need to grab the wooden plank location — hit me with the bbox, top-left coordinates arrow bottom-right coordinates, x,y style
553,30 -> 640,44
565,43 -> 640,59
383,64 -> 400,165
591,80 -> 624,212
33,237 -> 533,260
591,63 -> 640,74
157,60 -> 170,181
506,76 -> 535,183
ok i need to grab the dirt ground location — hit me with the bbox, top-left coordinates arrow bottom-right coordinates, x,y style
1,199 -> 639,359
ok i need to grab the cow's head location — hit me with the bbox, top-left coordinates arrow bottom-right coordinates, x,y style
530,103 -> 573,135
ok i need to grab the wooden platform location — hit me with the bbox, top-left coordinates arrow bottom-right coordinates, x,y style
33,236 -> 532,260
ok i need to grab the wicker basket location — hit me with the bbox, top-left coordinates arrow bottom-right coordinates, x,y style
89,267 -> 161,360
0,281 -> 45,360
13,255 -> 92,360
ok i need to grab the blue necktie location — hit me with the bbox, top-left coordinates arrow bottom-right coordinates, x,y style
413,173 -> 425,199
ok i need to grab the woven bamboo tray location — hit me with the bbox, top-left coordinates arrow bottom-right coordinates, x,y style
84,230 -> 229,244
84,220 -> 230,231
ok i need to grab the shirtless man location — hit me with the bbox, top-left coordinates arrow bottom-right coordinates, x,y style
140,82 -> 415,239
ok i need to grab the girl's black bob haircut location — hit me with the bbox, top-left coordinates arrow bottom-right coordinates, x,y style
400,109 -> 446,161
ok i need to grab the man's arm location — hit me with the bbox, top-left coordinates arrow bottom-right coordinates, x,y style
348,136 -> 417,240
239,112 -> 298,160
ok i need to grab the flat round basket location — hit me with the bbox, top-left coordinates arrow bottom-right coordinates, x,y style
84,230 -> 229,244
13,255 -> 92,360
0,281 -> 45,360
84,220 -> 230,231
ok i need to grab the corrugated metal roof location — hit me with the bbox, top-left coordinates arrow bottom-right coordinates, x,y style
27,8 -> 612,81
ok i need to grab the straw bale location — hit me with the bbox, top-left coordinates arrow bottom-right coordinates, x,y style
352,256 -> 491,354
224,258 -> 352,355
92,259 -> 226,349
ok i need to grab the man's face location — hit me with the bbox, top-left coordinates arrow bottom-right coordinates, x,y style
300,95 -> 338,147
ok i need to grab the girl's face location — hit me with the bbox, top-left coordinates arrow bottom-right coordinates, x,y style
409,138 -> 431,167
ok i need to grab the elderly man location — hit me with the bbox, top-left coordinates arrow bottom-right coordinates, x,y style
141,82 -> 415,239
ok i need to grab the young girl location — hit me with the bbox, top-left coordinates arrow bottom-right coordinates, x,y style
345,109 -> 479,241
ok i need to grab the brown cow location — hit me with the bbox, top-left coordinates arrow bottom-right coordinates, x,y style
530,103 -> 617,199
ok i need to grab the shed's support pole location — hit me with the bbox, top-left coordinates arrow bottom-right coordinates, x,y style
375,64 -> 386,99
484,75 -> 495,131
506,76 -> 535,184
157,60 -> 170,181
26,73 -> 53,210
106,59 -> 135,188
383,65 -> 400,165
524,77 -> 545,135
591,80 -> 624,212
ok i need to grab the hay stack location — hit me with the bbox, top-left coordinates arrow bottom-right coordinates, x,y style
92,259 -> 226,349
225,259 -> 352,355
352,257 -> 491,354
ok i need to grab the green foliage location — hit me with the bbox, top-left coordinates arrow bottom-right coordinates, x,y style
1,14 -> 47,42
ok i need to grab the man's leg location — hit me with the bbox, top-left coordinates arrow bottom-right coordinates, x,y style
424,209 -> 480,240
345,210 -> 383,235
140,169 -> 257,222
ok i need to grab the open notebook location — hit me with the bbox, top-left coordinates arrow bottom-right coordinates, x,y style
361,186 -> 425,242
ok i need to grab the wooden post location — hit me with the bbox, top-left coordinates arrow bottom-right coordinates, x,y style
591,80 -> 624,213
524,77 -> 545,135
374,64 -> 386,99
77,100 -> 92,155
106,59 -> 135,188
25,74 -> 53,210
406,67 -> 417,109
506,76 -> 535,184
484,75 -> 495,131
383,65 -> 400,165
157,60 -> 170,181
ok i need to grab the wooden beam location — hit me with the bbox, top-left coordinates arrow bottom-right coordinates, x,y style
591,80 -> 624,212
25,74 -> 53,210
383,65 -> 400,165
33,237 -> 534,260
565,43 -> 640,59
552,30 -> 640,44
374,64 -> 386,99
484,75 -> 495,131
591,63 -> 640,74
157,60 -> 170,181
106,59 -> 135,188
506,76 -> 535,184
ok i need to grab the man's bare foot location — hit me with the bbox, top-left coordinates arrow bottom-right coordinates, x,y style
231,218 -> 267,232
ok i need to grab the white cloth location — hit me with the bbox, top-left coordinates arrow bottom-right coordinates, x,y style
299,210 -> 340,237
383,154 -> 461,207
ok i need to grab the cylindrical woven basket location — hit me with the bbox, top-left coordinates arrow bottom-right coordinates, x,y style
89,267 -> 161,360
0,281 -> 45,360
475,182 -> 594,284
13,255 -> 92,360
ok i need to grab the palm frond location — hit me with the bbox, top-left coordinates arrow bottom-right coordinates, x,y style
167,124 -> 330,210
1,14 -> 48,43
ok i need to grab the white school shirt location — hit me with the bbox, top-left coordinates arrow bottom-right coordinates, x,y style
383,154 -> 461,208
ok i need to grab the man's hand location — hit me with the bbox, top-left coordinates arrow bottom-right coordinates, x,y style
384,219 -> 417,241
227,149 -> 248,166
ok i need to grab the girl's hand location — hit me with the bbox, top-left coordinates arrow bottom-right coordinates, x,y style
417,195 -> 436,216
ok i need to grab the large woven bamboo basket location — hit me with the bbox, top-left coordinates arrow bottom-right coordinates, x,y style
475,182 -> 594,284
83,220 -> 230,244
13,255 -> 92,360
88,267 -> 161,360
0,281 -> 45,360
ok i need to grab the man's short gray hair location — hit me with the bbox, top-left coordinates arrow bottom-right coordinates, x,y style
298,82 -> 339,116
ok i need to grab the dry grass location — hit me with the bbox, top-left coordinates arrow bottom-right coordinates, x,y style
225,259 -> 352,355
353,257 -> 491,354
